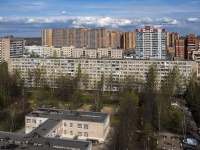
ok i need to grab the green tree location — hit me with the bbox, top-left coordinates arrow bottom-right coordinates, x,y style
167,107 -> 183,132
92,73 -> 105,111
141,64 -> 158,128
107,91 -> 141,149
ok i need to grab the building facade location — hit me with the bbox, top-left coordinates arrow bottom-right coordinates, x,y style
41,46 -> 124,59
42,29 -> 52,46
175,39 -> 185,59
8,58 -> 196,91
0,37 -> 24,62
25,108 -> 110,143
135,26 -> 166,59
25,45 -> 42,56
42,28 -> 123,49
123,31 -> 136,50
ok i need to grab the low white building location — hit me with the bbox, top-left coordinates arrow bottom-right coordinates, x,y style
25,108 -> 110,143
25,45 -> 42,56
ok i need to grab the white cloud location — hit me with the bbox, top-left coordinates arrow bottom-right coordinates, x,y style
138,17 -> 153,24
61,11 -> 68,15
0,16 -> 184,29
187,18 -> 200,22
156,17 -> 180,25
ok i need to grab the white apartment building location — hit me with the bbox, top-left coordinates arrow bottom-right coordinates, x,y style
25,45 -> 42,56
42,46 -> 61,57
41,46 -> 123,59
136,26 -> 166,59
8,58 -> 196,91
25,108 -> 110,143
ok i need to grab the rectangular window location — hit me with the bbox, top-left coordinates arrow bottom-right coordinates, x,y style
84,132 -> 88,137
70,123 -> 73,127
27,119 -> 31,123
70,131 -> 73,135
64,130 -> 67,135
77,124 -> 82,128
64,122 -> 67,127
84,124 -> 88,129
32,119 -> 36,124
78,132 -> 82,136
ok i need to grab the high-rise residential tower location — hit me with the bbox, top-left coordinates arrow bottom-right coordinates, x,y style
42,28 -> 122,49
135,26 -> 166,59
42,29 -> 52,46
186,34 -> 200,60
123,31 -> 135,50
175,38 -> 185,59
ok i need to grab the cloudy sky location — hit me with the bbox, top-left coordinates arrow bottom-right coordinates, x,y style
0,0 -> 200,37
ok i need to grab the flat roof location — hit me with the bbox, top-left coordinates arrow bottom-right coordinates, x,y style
26,108 -> 109,123
0,131 -> 91,150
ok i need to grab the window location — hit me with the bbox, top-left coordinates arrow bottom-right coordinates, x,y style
70,131 -> 73,135
64,130 -> 67,135
77,124 -> 82,128
27,119 -> 31,123
78,132 -> 82,136
39,120 -> 42,125
84,124 -> 88,129
70,123 -> 73,127
84,132 -> 88,137
64,122 -> 67,127
32,119 -> 36,124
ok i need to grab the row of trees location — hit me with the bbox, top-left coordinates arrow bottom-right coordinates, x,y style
107,65 -> 185,149
0,62 -> 31,131
184,72 -> 200,126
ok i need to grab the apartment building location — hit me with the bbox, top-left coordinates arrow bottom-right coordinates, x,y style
41,46 -> 123,59
166,32 -> 179,55
25,108 -> 110,143
62,46 -> 75,57
186,34 -> 196,60
186,34 -> 200,60
166,32 -> 179,48
123,31 -> 136,50
135,26 -> 166,59
0,36 -> 24,62
52,28 -> 63,47
42,46 -> 62,57
42,28 -> 123,49
175,38 -> 185,60
8,58 -> 196,91
42,29 -> 52,46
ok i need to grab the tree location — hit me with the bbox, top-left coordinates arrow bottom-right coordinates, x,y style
92,73 -> 105,111
56,75 -> 75,101
184,71 -> 200,126
142,123 -> 157,150
107,91 -> 141,149
33,67 -> 41,88
167,107 -> 183,132
141,64 -> 158,128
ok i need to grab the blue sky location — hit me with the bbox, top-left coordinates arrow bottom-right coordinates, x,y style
0,0 -> 200,37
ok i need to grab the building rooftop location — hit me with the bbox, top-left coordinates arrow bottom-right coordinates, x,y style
0,131 -> 91,150
0,108 -> 110,149
26,108 -> 109,123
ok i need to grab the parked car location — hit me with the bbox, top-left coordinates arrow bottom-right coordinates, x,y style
183,138 -> 197,147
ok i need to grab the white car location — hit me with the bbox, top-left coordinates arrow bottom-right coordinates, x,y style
183,138 -> 197,147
